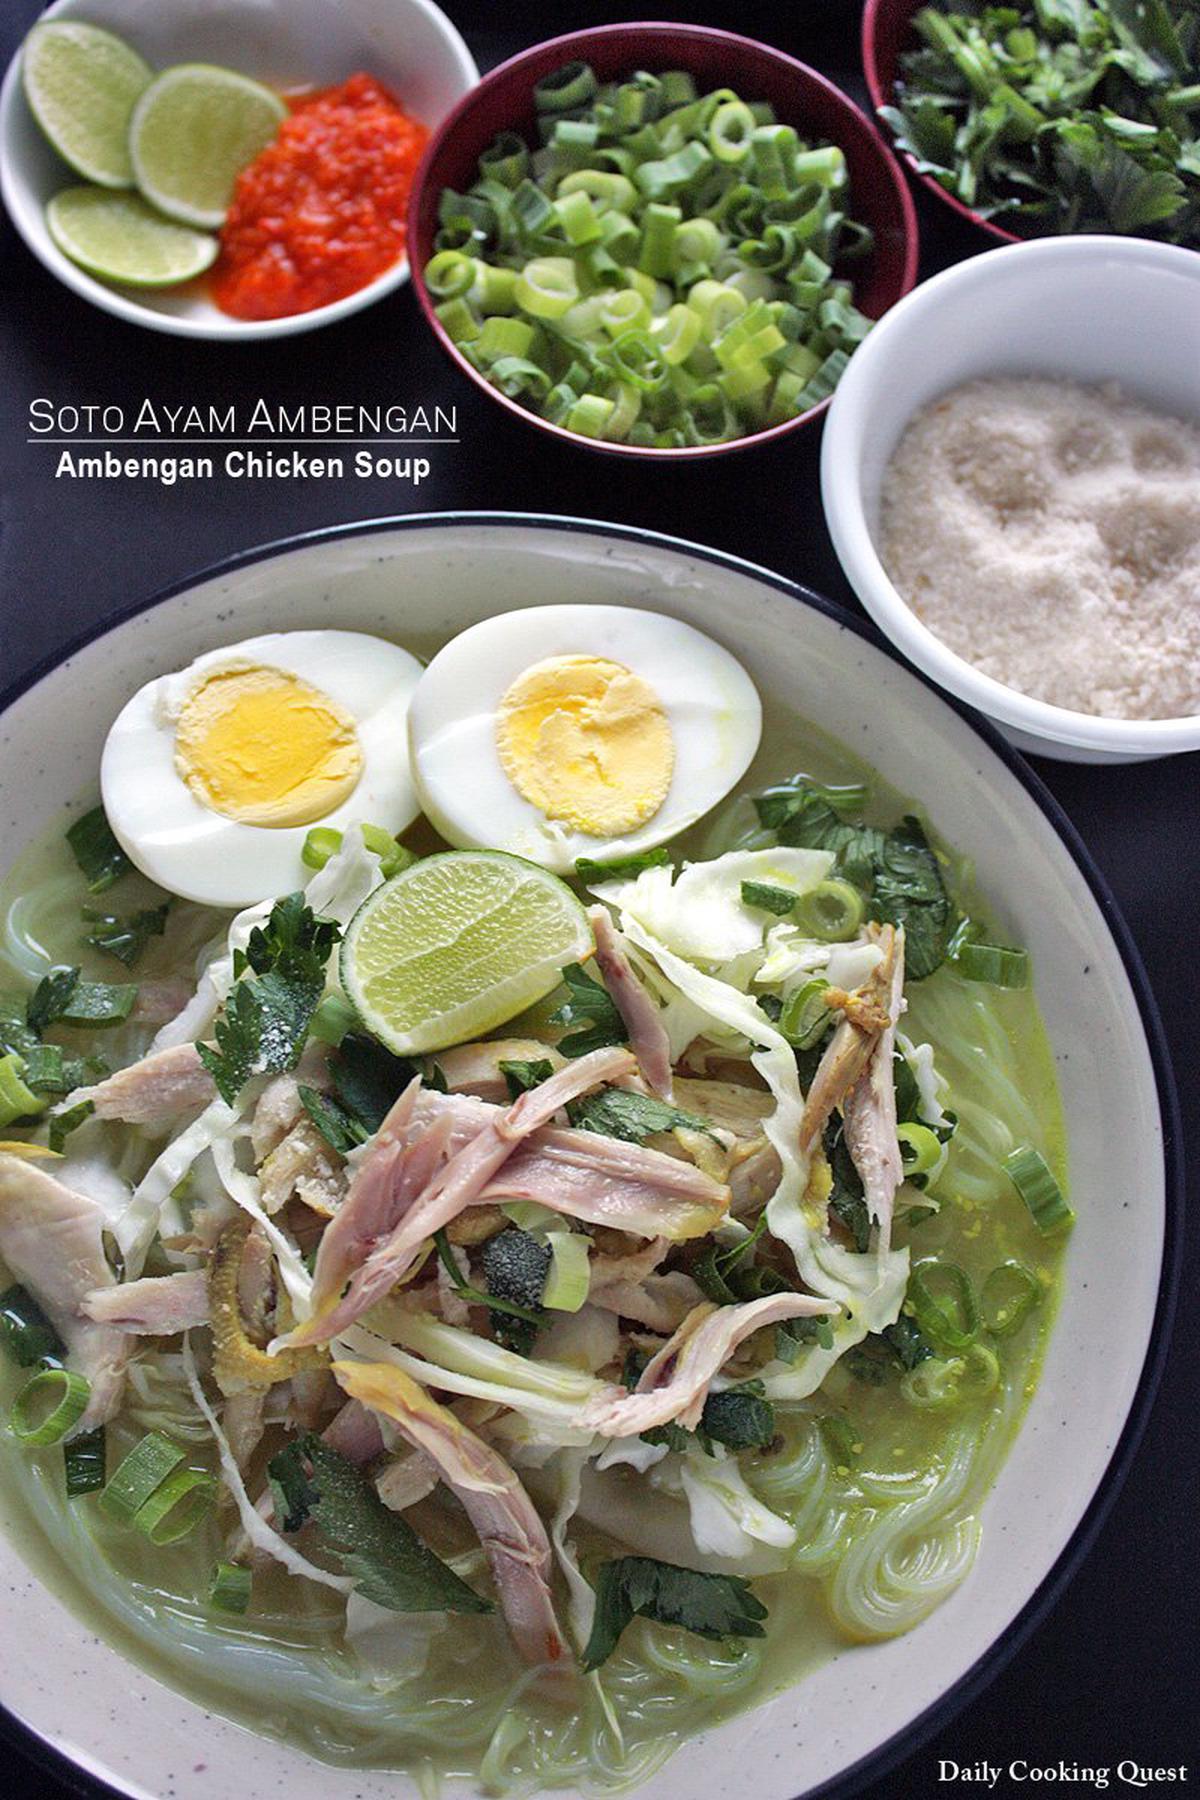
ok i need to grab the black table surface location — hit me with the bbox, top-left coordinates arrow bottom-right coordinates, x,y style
1,1 -> 1197,1796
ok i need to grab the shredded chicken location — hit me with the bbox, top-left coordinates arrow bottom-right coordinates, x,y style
842,924 -> 906,1252
579,1292 -> 838,1437
799,924 -> 900,1152
589,907 -> 674,1099
334,1359 -> 569,1670
259,1118 -> 346,1217
286,1047 -> 639,1348
589,1269 -> 706,1333
67,1042 -> 215,1127
249,1043 -> 331,1163
0,1153 -> 128,1431
437,1038 -> 564,1103
81,1270 -> 209,1335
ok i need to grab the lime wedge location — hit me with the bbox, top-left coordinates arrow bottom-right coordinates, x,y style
22,21 -> 152,189
129,64 -> 286,229
341,851 -> 594,1056
46,187 -> 218,288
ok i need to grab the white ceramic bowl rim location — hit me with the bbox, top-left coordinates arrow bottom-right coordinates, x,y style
820,235 -> 1200,754
0,0 -> 479,340
0,513 -> 1183,1800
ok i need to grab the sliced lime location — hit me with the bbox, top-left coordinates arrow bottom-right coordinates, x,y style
341,851 -> 594,1056
46,187 -> 218,288
129,63 -> 286,229
22,21 -> 152,189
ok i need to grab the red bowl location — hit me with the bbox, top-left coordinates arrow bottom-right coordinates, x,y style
408,21 -> 920,459
862,0 -> 1020,244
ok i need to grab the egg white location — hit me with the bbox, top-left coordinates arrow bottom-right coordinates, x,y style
407,606 -> 763,874
101,631 -> 423,907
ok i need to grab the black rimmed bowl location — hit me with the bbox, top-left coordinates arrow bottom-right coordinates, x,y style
0,514 -> 1178,1800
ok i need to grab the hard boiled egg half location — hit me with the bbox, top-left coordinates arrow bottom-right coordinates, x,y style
102,631 -> 422,907
408,606 -> 762,873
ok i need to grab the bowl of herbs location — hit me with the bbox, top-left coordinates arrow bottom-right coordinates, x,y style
863,0 -> 1200,245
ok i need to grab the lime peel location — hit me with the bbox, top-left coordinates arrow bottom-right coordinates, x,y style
341,851 -> 594,1056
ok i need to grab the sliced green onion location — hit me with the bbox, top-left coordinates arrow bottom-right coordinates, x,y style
534,61 -> 598,114
900,1344 -> 999,1410
10,1368 -> 90,1445
956,941 -> 1031,988
301,826 -> 342,871
309,991 -> 359,1047
981,1260 -> 1042,1337
424,248 -> 476,298
792,878 -> 865,942
514,256 -> 578,319
133,1466 -> 216,1544
542,1231 -> 591,1312
1003,1145 -> 1074,1234
908,1258 -> 979,1352
64,1425 -> 106,1496
435,297 -> 480,344
99,1431 -> 185,1526
557,169 -> 637,214
360,824 -> 416,879
475,315 -> 536,363
0,1283 -> 64,1369
897,1122 -> 943,1177
209,1560 -> 252,1615
0,1053 -> 46,1128
779,977 -> 832,1050
637,202 -> 681,278
59,980 -> 137,1030
564,394 -> 615,438
709,99 -> 756,163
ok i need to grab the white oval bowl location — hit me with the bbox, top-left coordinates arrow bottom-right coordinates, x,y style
0,516 -> 1177,1800
820,235 -> 1200,763
0,0 -> 478,340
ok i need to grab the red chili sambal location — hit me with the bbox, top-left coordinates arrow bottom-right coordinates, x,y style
212,73 -> 428,320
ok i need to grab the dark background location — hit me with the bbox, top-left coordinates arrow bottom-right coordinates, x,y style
1,2 -> 1196,1796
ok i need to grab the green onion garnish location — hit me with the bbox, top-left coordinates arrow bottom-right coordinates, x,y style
58,979 -> 137,1030
10,1367 -> 90,1445
897,1121 -> 943,1176
360,824 -> 416,879
302,826 -> 342,870
0,1054 -> 46,1128
64,1425 -> 106,1495
908,1258 -> 980,1352
779,977 -> 831,1050
98,1431 -> 185,1525
981,1260 -> 1042,1338
133,1466 -> 216,1545
209,1561 -> 253,1615
792,878 -> 865,942
0,1283 -> 65,1369
1003,1145 -> 1074,1234
955,941 -> 1030,988
427,63 -> 874,447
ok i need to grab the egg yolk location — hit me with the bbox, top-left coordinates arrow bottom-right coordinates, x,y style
174,665 -> 364,828
495,656 -> 674,837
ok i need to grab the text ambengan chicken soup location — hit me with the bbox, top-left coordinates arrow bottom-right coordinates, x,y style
0,605 -> 1070,1791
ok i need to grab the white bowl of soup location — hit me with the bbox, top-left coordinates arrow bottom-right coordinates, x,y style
0,517 -> 1175,1800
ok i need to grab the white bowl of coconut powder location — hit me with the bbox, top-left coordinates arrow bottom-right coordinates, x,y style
821,235 -> 1200,763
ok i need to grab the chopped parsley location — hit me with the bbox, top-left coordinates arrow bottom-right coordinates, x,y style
83,902 -> 168,968
551,962 -> 627,1057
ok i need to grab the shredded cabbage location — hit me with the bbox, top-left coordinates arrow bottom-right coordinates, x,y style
593,848 -> 832,963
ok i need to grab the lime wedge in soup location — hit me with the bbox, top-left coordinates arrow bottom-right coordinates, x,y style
341,851 -> 594,1056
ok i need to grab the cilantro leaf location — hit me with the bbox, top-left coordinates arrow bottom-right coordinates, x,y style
330,1032 -> 420,1133
567,1087 -> 711,1144
871,817 -> 953,980
582,1556 -> 767,1670
498,1057 -> 555,1100
198,895 -> 340,1107
83,903 -> 168,968
298,1085 -> 369,1157
740,880 -> 799,917
267,1434 -> 491,1614
824,1113 -> 872,1253
551,963 -> 627,1058
65,805 -> 132,894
